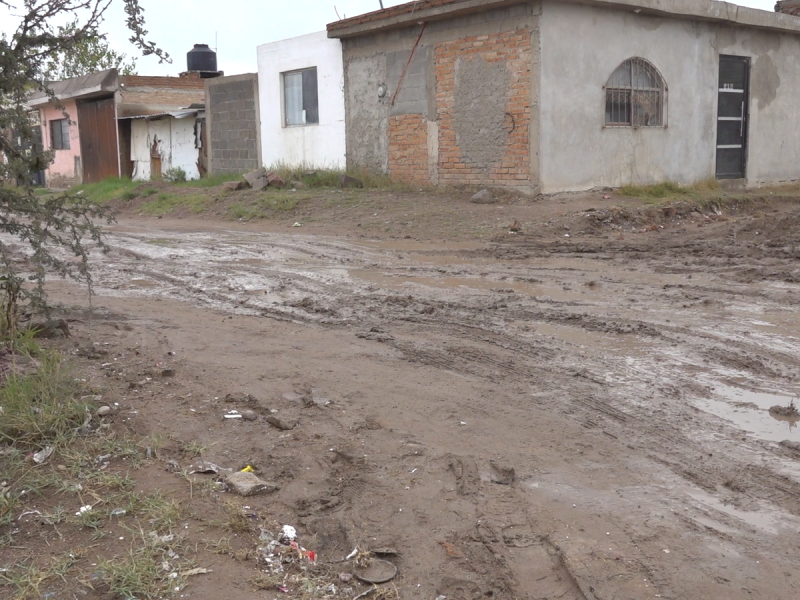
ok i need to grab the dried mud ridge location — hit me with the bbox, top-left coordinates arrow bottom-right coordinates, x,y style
42,200 -> 800,599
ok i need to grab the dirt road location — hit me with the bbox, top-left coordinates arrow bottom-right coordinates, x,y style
45,194 -> 800,599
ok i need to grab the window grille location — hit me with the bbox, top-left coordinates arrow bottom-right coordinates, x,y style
604,58 -> 666,128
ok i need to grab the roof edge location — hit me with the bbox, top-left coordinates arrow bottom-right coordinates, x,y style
327,0 -> 800,39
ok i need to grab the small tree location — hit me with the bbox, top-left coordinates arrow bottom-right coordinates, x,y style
41,18 -> 138,81
0,1 -> 170,336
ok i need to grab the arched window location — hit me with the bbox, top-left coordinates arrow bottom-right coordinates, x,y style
604,58 -> 666,127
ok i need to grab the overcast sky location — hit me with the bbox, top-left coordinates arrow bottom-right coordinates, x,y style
0,0 -> 782,77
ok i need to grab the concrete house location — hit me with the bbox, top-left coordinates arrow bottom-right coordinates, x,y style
256,31 -> 346,169
328,0 -> 800,193
29,66 -> 209,186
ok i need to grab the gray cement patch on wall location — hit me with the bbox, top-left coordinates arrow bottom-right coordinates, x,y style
345,54 -> 389,172
752,54 -> 780,110
454,56 -> 509,171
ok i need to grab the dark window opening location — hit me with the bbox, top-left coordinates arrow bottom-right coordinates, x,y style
50,118 -> 70,150
604,58 -> 666,128
284,67 -> 319,126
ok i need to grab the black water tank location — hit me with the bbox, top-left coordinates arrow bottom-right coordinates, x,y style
187,44 -> 217,73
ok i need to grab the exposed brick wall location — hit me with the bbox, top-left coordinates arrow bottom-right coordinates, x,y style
205,74 -> 260,174
388,114 -> 429,184
120,75 -> 206,90
434,29 -> 531,186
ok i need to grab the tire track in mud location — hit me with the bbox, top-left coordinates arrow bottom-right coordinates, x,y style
86,225 -> 800,596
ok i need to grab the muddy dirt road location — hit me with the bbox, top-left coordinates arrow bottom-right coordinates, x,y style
45,197 -> 800,599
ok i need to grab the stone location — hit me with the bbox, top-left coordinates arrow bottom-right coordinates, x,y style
241,410 -> 258,422
266,172 -> 286,188
489,460 -> 516,485
224,392 -> 256,404
161,369 -> 176,378
31,319 -> 70,338
243,167 -> 268,190
470,189 -> 496,204
224,471 -> 280,496
265,416 -> 298,430
223,180 -> 249,191
290,180 -> 306,190
340,174 -> 364,189
96,406 -> 113,417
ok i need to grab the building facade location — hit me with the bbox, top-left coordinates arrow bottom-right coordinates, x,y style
329,0 -> 800,193
256,31 -> 346,169
28,69 -> 207,186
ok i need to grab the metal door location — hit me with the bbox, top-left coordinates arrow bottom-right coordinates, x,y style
77,97 -> 120,183
715,56 -> 750,179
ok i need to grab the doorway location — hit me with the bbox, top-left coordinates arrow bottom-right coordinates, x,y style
715,55 -> 750,180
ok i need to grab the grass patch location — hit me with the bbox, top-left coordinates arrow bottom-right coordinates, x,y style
227,192 -> 302,220
181,172 -> 242,188
0,552 -> 81,600
141,192 -> 210,216
141,187 -> 158,197
619,181 -> 689,199
97,530 -> 195,600
0,351 -> 91,448
268,161 -> 408,191
70,178 -> 139,203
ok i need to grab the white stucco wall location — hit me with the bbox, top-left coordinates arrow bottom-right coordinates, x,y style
257,31 -> 346,168
131,116 -> 200,181
539,1 -> 800,192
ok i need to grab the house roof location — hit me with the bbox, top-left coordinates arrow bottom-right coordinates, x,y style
117,108 -> 204,120
27,68 -> 118,106
27,70 -> 206,117
117,75 -> 206,118
327,0 -> 800,38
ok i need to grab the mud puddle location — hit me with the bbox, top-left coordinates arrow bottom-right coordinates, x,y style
686,489 -> 800,535
350,268 -> 592,302
695,383 -> 799,442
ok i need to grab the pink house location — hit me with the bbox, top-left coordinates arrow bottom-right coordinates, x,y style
37,99 -> 82,187
28,68 -> 207,187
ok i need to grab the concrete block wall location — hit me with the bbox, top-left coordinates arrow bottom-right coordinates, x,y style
205,74 -> 261,174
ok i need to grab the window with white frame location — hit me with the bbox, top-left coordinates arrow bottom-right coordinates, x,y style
604,58 -> 666,128
283,67 -> 319,126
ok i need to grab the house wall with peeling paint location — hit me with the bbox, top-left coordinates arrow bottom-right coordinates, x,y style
130,116 -> 201,181
39,100 -> 83,187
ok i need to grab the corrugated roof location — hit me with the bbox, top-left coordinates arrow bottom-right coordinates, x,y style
27,68 -> 118,106
117,108 -> 203,120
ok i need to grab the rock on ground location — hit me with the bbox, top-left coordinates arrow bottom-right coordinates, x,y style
470,189 -> 496,204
